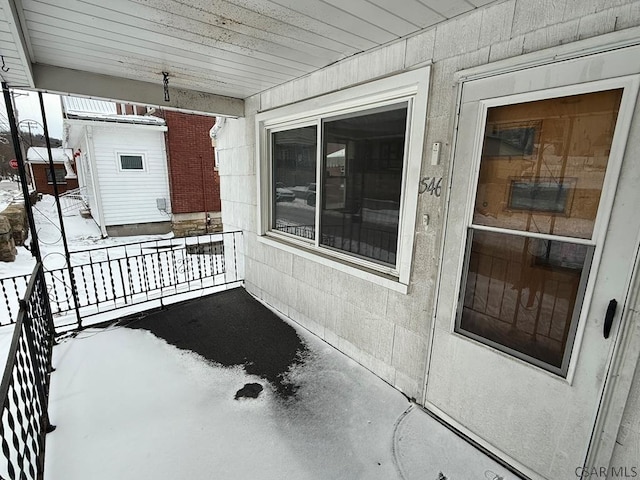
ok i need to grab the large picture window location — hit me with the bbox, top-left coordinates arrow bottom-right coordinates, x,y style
320,104 -> 407,265
257,68 -> 430,284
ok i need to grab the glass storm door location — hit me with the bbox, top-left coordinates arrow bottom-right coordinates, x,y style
425,53 -> 640,480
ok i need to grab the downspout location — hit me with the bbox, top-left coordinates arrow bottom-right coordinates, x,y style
84,126 -> 108,237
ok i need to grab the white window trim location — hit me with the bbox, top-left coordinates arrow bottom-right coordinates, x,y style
117,152 -> 146,172
256,67 -> 430,288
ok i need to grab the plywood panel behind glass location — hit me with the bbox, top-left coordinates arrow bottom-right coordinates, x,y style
473,89 -> 622,239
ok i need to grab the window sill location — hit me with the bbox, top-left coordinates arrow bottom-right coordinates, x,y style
257,234 -> 409,294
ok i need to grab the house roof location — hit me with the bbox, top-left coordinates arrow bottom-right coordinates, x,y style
63,97 -> 117,116
26,147 -> 73,164
61,96 -> 166,125
0,0 -> 495,116
65,112 -> 166,126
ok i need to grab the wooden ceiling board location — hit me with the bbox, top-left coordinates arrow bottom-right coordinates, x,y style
32,43 -> 269,95
23,0 -> 324,71
27,29 -> 293,85
365,0 -> 445,28
75,0 -> 340,67
125,0 -> 358,56
23,13 -> 309,80
35,55 -> 256,99
1,0 -> 501,112
422,0 -> 475,18
263,0 -> 399,43
226,0 -> 382,49
0,1 -> 32,86
320,0 -> 420,35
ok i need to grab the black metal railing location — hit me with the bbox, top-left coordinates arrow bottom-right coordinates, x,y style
0,274 -> 31,327
273,221 -> 397,264
0,263 -> 55,480
1,231 -> 244,329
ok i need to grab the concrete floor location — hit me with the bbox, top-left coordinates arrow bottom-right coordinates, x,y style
44,288 -> 521,480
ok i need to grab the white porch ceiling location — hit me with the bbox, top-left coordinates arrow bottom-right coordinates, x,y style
0,0 -> 495,116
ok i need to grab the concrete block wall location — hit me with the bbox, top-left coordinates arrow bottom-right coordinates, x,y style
216,0 -> 640,415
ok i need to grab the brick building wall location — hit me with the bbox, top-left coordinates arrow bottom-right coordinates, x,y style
31,163 -> 78,196
161,111 -> 220,215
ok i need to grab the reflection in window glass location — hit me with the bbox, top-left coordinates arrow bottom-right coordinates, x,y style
120,155 -> 144,170
473,89 -> 622,239
272,126 -> 317,240
46,168 -> 67,184
457,229 -> 591,371
321,104 -> 407,265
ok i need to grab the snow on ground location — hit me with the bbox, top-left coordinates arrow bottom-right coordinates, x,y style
0,194 -> 177,325
0,324 -> 14,373
1,193 -> 175,281
45,313 -> 518,480
0,179 -> 22,212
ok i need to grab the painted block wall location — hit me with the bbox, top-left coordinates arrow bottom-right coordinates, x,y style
161,111 -> 220,214
91,126 -> 171,226
216,0 -> 640,465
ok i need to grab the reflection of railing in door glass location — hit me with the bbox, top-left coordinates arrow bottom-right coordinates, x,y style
458,88 -> 622,374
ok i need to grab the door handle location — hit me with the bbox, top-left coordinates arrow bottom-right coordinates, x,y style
603,299 -> 618,339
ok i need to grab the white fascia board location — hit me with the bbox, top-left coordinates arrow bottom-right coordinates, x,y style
0,0 -> 34,87
32,64 -> 244,118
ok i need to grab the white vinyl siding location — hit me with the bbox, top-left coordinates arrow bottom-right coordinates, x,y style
91,127 -> 170,226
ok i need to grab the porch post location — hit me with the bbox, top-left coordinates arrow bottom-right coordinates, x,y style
38,92 -> 83,329
2,82 -> 42,263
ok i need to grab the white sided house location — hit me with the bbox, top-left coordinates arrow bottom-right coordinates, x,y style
62,98 -> 171,237
214,3 -> 640,480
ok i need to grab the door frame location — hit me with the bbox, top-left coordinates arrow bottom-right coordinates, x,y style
423,39 -> 640,477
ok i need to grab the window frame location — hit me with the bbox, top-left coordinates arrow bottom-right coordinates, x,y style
449,77 -> 639,378
256,67 -> 430,287
117,152 -> 146,172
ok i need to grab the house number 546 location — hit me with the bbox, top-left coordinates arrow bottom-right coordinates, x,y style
419,176 -> 442,196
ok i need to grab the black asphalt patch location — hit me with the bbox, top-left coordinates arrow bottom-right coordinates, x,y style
235,383 -> 263,400
124,287 -> 307,398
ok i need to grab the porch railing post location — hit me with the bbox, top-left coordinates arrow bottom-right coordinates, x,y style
1,82 -> 42,263
37,92 -> 83,330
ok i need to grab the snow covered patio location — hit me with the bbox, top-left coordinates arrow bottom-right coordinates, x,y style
43,288 -> 518,480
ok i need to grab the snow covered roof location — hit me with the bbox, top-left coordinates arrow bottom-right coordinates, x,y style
26,147 -> 73,164
62,96 -> 165,126
63,97 -> 117,115
65,111 -> 166,126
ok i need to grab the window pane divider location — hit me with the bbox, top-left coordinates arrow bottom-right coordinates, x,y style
469,223 -> 595,245
314,119 -> 322,248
